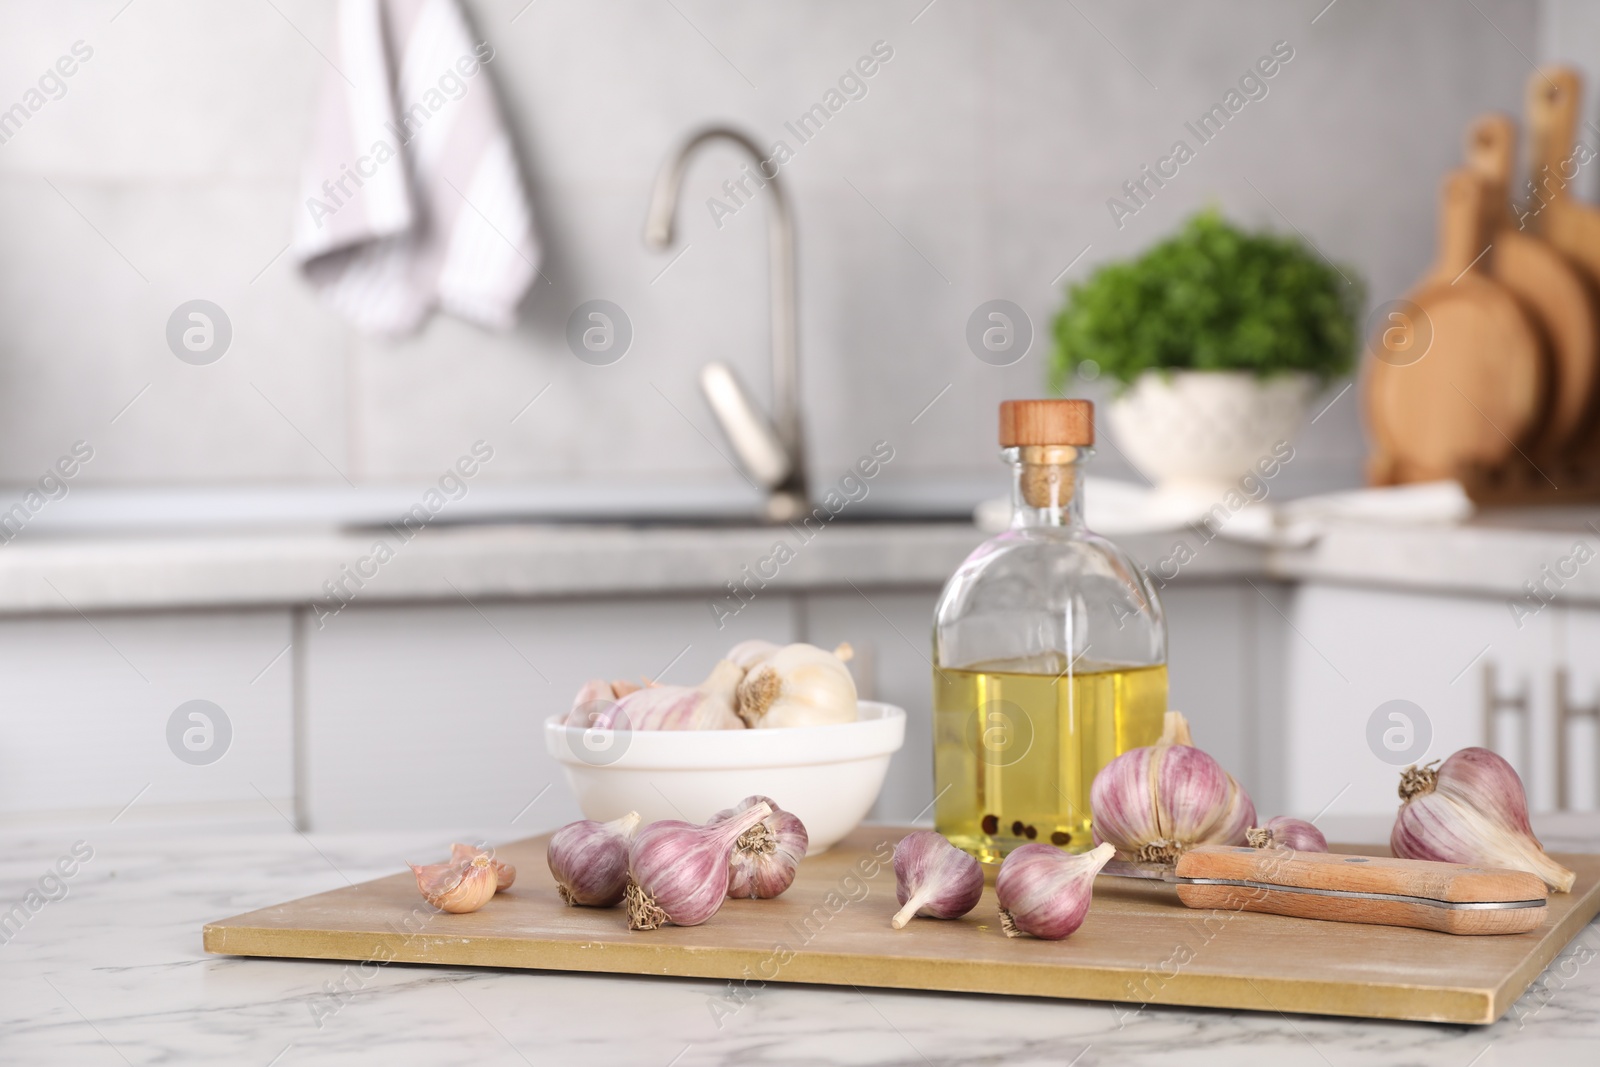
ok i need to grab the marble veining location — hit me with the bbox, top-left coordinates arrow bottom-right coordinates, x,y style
1,819 -> 1597,1066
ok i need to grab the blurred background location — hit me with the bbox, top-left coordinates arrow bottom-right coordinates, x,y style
2,0 -> 1599,840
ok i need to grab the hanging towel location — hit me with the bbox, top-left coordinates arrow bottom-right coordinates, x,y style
293,0 -> 539,337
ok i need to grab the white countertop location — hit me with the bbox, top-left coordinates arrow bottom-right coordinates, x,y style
4,816 -> 1598,1065
3,507 -> 1600,616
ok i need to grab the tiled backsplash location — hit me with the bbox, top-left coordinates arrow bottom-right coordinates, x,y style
0,0 -> 1556,502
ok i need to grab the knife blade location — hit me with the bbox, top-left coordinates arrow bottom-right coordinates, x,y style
1097,845 -> 1548,935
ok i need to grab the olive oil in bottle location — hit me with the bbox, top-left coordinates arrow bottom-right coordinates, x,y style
933,660 -> 1168,863
931,400 -> 1168,863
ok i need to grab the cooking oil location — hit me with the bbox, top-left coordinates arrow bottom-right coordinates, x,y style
933,660 -> 1168,863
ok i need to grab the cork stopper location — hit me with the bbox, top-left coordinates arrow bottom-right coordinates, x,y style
999,400 -> 1094,447
1001,401 -> 1092,510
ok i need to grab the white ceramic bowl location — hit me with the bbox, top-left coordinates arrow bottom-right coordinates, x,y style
544,702 -> 906,853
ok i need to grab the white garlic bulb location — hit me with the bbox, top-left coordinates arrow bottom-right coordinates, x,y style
725,639 -> 780,671
735,643 -> 858,729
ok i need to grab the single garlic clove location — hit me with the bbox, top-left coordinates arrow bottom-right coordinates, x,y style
995,841 -> 1115,939
1245,817 -> 1328,853
1392,748 -> 1575,893
736,643 -> 858,729
1089,711 -> 1255,864
890,831 -> 984,929
410,855 -> 498,914
626,803 -> 773,930
450,842 -> 517,890
547,812 -> 642,907
710,794 -> 809,899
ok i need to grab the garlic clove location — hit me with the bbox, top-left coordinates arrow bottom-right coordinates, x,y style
735,642 -> 858,729
627,803 -> 773,929
995,841 -> 1114,939
1245,817 -> 1328,853
1089,711 -> 1255,864
710,794 -> 808,899
890,831 -> 984,929
547,812 -> 642,907
410,855 -> 498,913
450,842 -> 517,890
1392,748 -> 1575,893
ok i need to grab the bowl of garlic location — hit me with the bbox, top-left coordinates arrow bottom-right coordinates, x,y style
545,640 -> 904,853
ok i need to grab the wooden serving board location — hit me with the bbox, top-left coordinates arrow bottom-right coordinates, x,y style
204,827 -> 1600,1026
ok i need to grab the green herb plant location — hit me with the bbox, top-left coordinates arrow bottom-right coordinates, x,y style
1051,209 -> 1364,392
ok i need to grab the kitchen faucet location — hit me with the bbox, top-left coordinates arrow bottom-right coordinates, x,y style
644,127 -> 808,522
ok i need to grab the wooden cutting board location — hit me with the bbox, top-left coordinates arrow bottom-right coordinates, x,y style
204,827 -> 1600,1026
1467,112 -> 1599,450
1365,168 -> 1548,483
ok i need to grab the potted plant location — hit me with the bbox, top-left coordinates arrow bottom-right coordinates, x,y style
1051,209 -> 1363,508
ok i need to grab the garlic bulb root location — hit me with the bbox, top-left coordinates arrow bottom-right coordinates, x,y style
711,794 -> 808,899
1245,817 -> 1328,854
624,880 -> 670,930
735,643 -> 859,729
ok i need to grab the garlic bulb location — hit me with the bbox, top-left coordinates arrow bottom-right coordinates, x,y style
1246,817 -> 1328,853
711,794 -> 808,899
564,661 -> 745,730
736,643 -> 858,729
725,639 -> 780,670
410,854 -> 499,913
450,843 -> 517,890
995,841 -> 1114,939
627,802 -> 773,929
890,831 -> 984,929
547,812 -> 642,907
1392,747 -> 1575,893
1090,711 -> 1255,863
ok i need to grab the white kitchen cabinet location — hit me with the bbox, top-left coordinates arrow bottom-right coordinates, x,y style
0,609 -> 294,826
301,594 -> 797,832
1283,583 -> 1558,816
1555,605 -> 1600,812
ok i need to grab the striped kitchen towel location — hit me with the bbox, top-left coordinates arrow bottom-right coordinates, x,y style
293,0 -> 539,337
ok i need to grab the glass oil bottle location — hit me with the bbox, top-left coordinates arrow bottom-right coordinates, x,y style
932,399 -> 1167,863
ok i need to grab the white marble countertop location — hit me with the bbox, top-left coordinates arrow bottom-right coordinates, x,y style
4,506 -> 1600,616
4,816 -> 1598,1066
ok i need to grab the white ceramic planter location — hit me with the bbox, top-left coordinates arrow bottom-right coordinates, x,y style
545,702 -> 906,854
1106,370 -> 1316,500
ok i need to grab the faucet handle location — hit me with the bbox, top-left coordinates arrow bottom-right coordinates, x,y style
699,362 -> 793,490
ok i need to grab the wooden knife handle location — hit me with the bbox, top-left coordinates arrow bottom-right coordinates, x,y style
1172,846 -> 1548,936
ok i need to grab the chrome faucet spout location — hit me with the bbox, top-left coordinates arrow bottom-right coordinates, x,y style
644,127 -> 806,521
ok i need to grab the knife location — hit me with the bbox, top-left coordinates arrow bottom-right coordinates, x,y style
1099,845 -> 1548,935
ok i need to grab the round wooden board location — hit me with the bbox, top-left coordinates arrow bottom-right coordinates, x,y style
1368,275 -> 1545,476
1490,234 -> 1597,447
